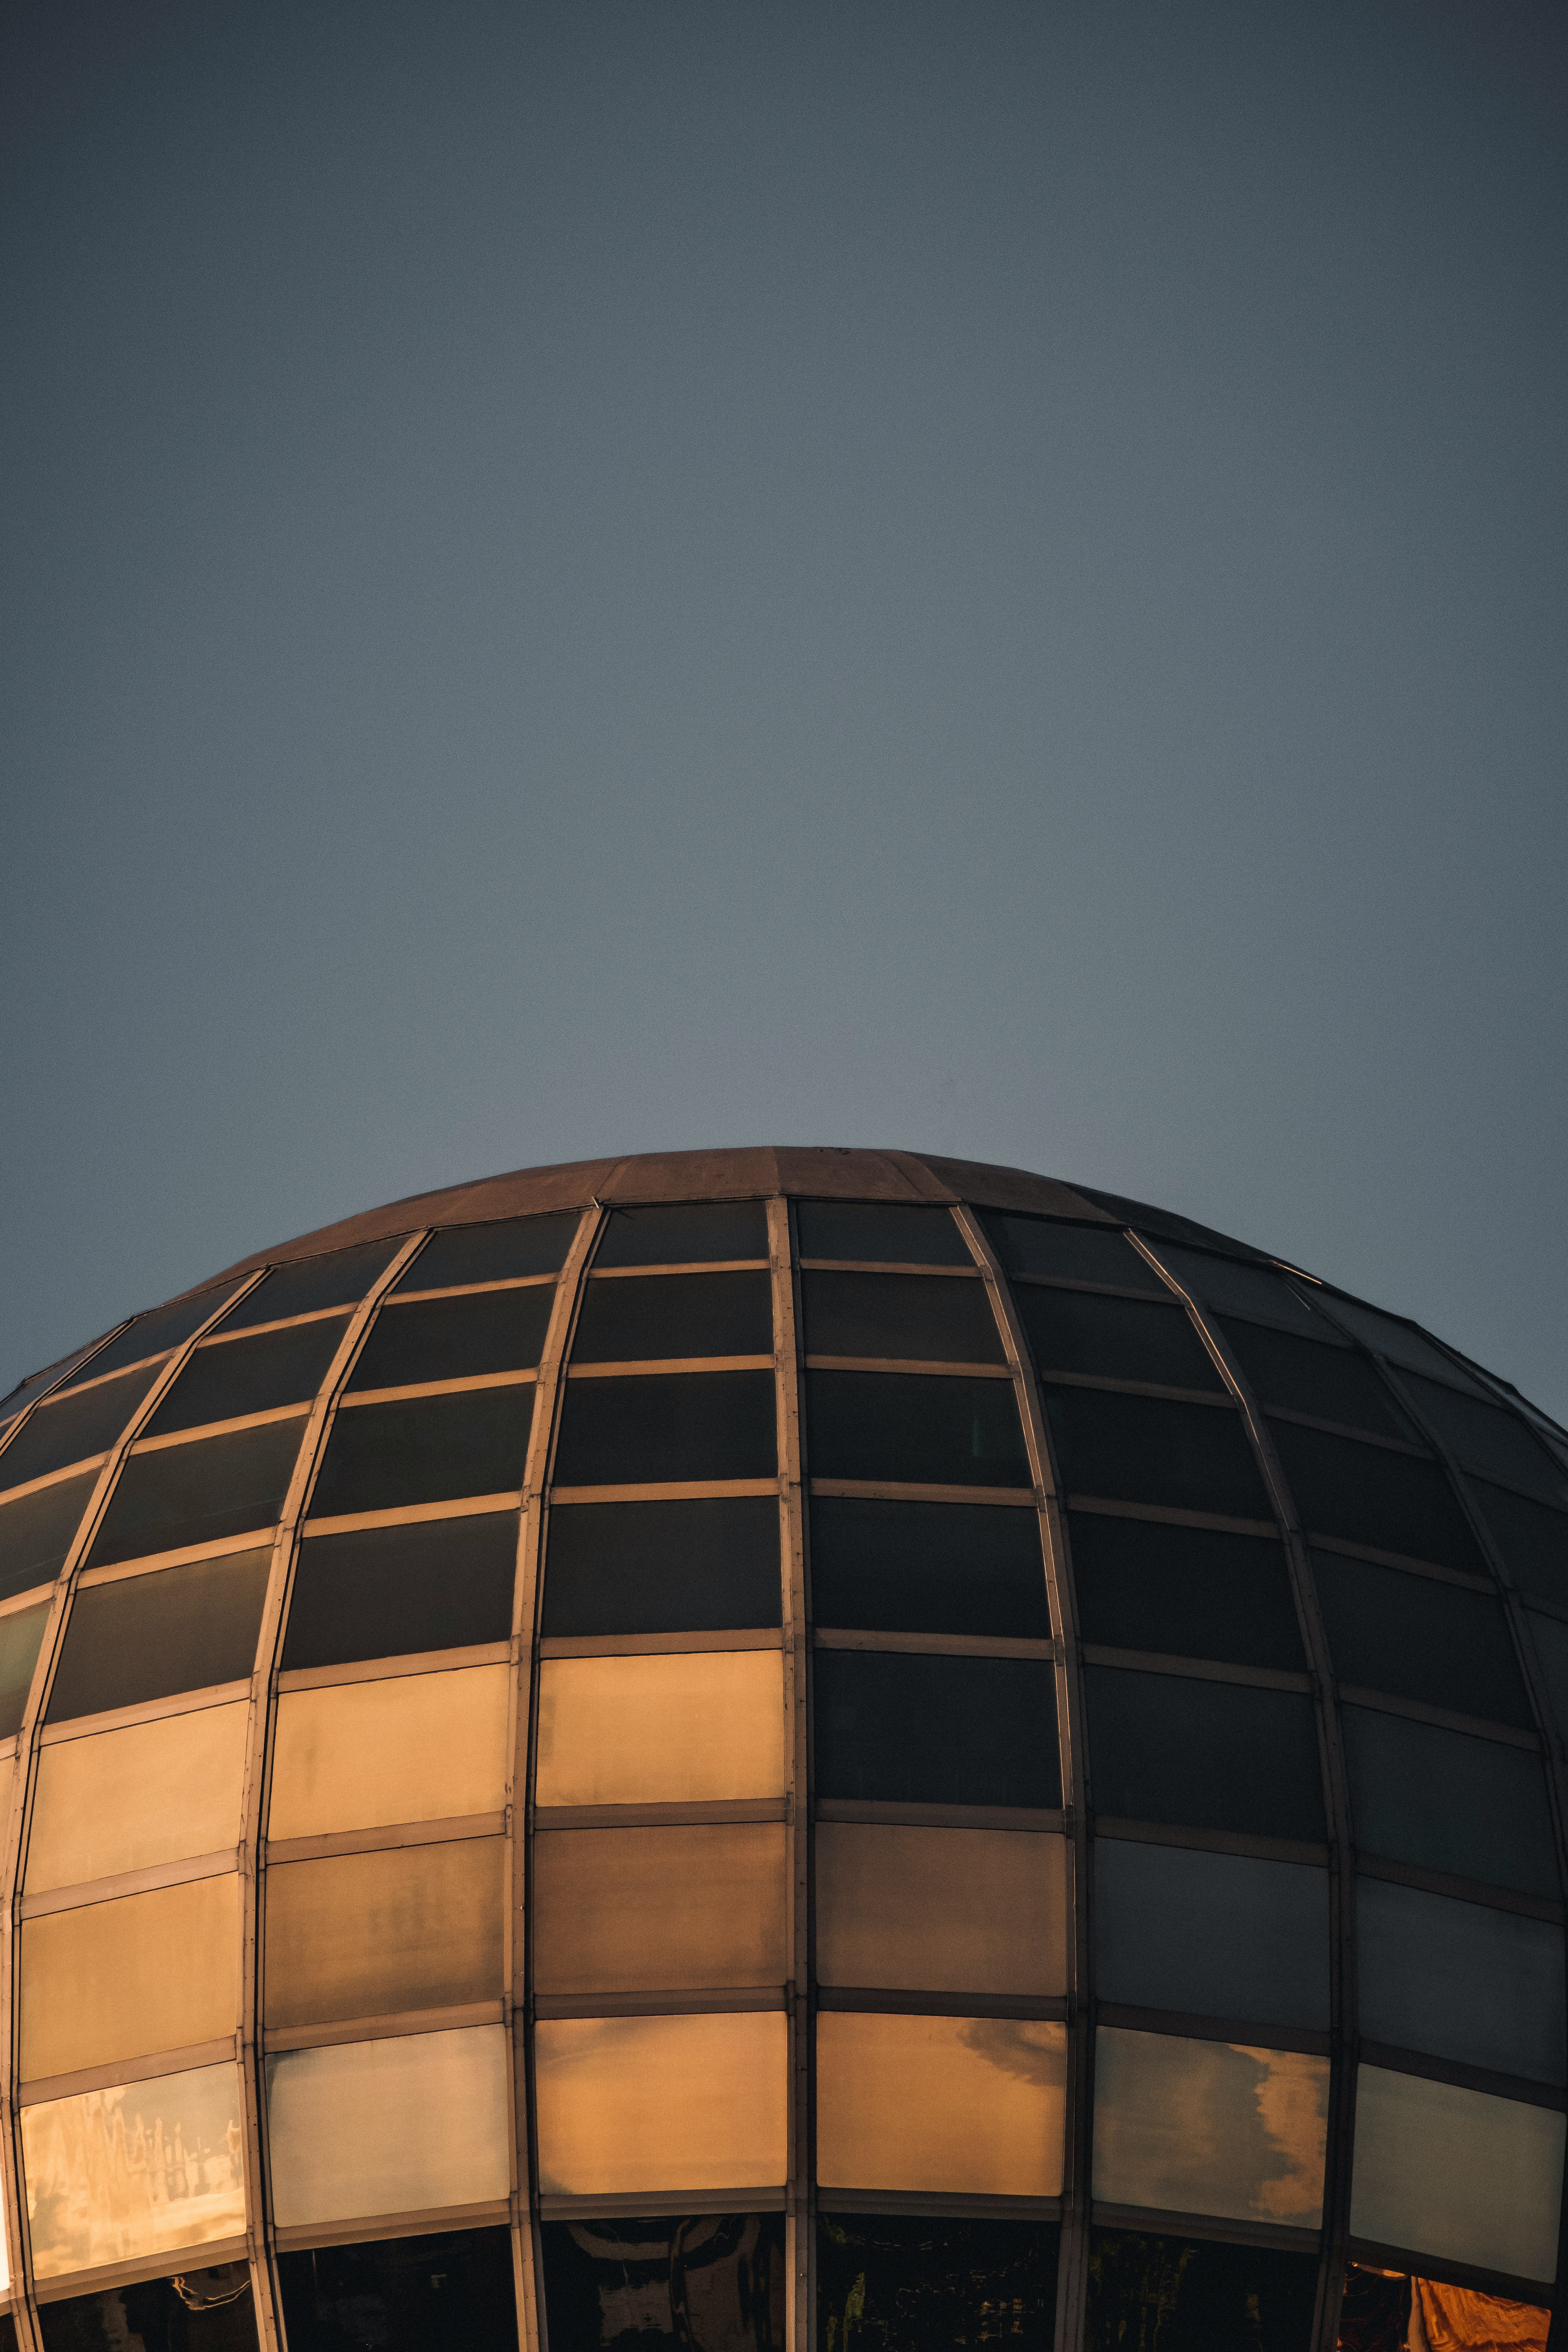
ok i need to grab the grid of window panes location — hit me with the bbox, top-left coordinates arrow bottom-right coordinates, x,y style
0,1150 -> 1562,2352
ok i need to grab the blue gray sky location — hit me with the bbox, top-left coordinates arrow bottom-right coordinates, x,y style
4,2 -> 1565,1415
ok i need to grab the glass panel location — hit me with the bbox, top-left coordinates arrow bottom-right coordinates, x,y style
543,2214 -> 784,2352
276,2227 -> 517,2352
87,1420 -> 306,1569
815,2011 -> 1065,2196
268,1664 -> 510,1840
809,1496 -> 1048,1637
1313,1551 -> 1528,1725
534,2011 -> 788,2193
216,1242 -> 398,1334
47,1549 -> 270,1722
29,1700 -> 249,1889
36,2267 -> 259,2352
534,1651 -> 785,1808
347,1287 -> 555,1390
1094,1841 -> 1330,2028
804,1372 -> 1030,1489
818,2214 -> 1058,2352
1270,1423 -> 1483,1572
573,1272 -> 773,1364
1018,1290 -> 1222,1392
1358,1877 -> 1566,2084
144,1318 -> 348,1439
816,1823 -> 1067,1995
263,1838 -> 504,2027
533,1823 -> 788,1994
22,2062 -> 247,2278
0,1600 -> 49,1738
1085,1668 -> 1325,1841
541,1497 -> 780,1636
1093,2026 -> 1328,2228
1045,1389 -> 1271,1519
20,1874 -> 241,2079
802,1272 -> 1003,1366
815,1651 -> 1059,1809
1349,2064 -> 1564,2282
309,1389 -> 534,1519
595,1203 -> 768,1269
265,2025 -> 511,2225
1315,1296 -> 1488,1390
0,1470 -> 98,1602
1528,1609 -> 1568,1743
0,1338 -> 116,1423
553,1372 -> 776,1487
397,1210 -> 580,1289
982,1211 -> 1161,1290
1087,2230 -> 1316,2352
1336,2272 -> 1549,2352
0,1367 -> 161,1492
1142,1247 -> 1327,1338
1218,1319 -> 1416,1442
1069,1511 -> 1303,1670
282,1510 -> 518,1670
54,1289 -> 243,1390
1341,1706 -> 1559,1897
796,1201 -> 970,1266
1471,1483 -> 1568,1613
1401,1376 -> 1568,1505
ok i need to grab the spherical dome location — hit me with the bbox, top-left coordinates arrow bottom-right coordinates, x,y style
0,1147 -> 1563,2352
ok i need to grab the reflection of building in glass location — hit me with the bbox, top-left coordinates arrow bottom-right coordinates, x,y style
0,1145 -> 1562,2350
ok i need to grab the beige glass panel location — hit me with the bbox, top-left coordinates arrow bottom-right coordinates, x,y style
534,1824 -> 788,1994
28,1701 -> 249,1891
268,1663 -> 510,1840
1350,2063 -> 1564,2284
815,2011 -> 1065,2197
22,2061 -> 246,2279
816,1824 -> 1067,1996
534,2011 -> 788,2194
535,1650 -> 784,1807
265,2025 -> 511,2226
265,1838 -> 505,2027
1093,2026 -> 1328,2229
20,1874 -> 241,2082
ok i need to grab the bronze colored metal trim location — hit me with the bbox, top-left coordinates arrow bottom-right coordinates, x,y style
1096,2004 -> 1331,2057
813,1628 -> 1056,1660
584,1259 -> 772,1281
771,1195 -> 813,2352
1353,1849 -> 1564,1922
803,1354 -> 1013,1381
537,1629 -> 781,1658
128,1403 -> 310,1455
549,1477 -> 780,1506
532,1989 -> 788,2020
19,2036 -> 240,2106
263,1817 -> 506,1865
19,1849 -> 238,1916
815,1989 -> 1068,2022
303,1492 -> 523,1537
815,1800 -> 1064,1832
808,1477 -> 1040,1508
1338,1684 -> 1540,1748
563,1356 -> 774,1379
271,2201 -> 512,2253
1080,1645 -> 1313,1695
817,2190 -> 1062,2221
262,2002 -> 506,2053
275,1642 -> 511,1693
1064,1493 -> 1279,1539
30,2235 -> 250,2304
534,1799 -> 788,1831
1354,2040 -> 1567,2112
1093,1817 -> 1330,1868
537,2190 -> 787,2221
1090,2203 -> 1320,2254
1344,2234 -> 1557,2305
36,1677 -> 252,1744
1040,1371 -> 1234,1408
338,1369 -> 539,1406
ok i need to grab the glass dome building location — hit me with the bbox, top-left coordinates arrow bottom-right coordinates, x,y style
0,1145 -> 1563,2352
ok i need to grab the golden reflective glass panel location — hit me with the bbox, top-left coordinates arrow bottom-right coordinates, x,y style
267,1663 -> 510,1841
814,2011 -> 1066,2198
533,1824 -> 788,1995
534,1650 -> 784,1808
264,1837 -> 505,2027
27,1700 -> 249,1892
534,2011 -> 788,2196
1092,2026 -> 1328,2230
1349,2064 -> 1564,2285
815,1825 -> 1067,1996
22,2061 -> 246,2279
20,1875 -> 241,2083
265,2024 -> 512,2227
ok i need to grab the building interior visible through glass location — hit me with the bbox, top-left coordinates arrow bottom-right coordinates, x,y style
0,1148 -> 1563,2352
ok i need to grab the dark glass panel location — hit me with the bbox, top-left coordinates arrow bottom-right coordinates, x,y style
1337,2267 -> 1410,2352
541,2213 -> 784,2352
396,1211 -> 579,1290
1218,1319 -> 1415,1442
0,1337 -> 115,1423
145,1318 -> 349,1437
572,1272 -> 773,1364
0,2319 -> 16,2352
1069,1512 -> 1303,1671
541,1497 -> 780,1635
1401,1373 -> 1568,1507
803,1271 -> 1004,1365
37,2267 -> 258,2352
1095,1840 -> 1330,2027
806,1371 -> 1030,1489
282,1512 -> 519,1669
817,2213 -> 1058,2352
1045,1388 -> 1271,1520
310,1389 -> 535,1517
594,1202 -> 768,1269
1018,1289 -> 1221,1391
1086,2230 -> 1316,2352
1315,1295 -> 1488,1392
1269,1421 -> 1483,1572
982,1210 -> 1161,1290
0,1470 -> 96,1601
1528,1609 -> 1568,1743
1084,1668 -> 1325,1841
0,1364 -> 160,1488
1357,1876 -> 1566,2085
216,1240 -> 399,1334
54,1287 -> 242,1389
47,1547 -> 271,1720
814,1649 -> 1059,1808
1471,1482 -> 1568,1612
1311,1551 -> 1529,1726
276,2227 -> 517,2352
0,1600 -> 49,1739
810,1496 -> 1049,1637
1143,1246 -> 1326,1338
347,1289 -> 554,1390
553,1372 -> 776,1487
87,1418 -> 306,1568
1341,1705 -> 1559,1897
795,1201 -> 969,1267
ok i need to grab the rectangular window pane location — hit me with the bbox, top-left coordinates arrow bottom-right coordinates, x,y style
1086,2230 -> 1316,2352
541,1497 -> 780,1636
309,1388 -> 534,1517
1402,1374 -> 1568,1506
534,1651 -> 785,1808
144,1319 -> 348,1440
533,1823 -> 788,1994
28,1700 -> 249,1891
1218,1319 -> 1415,1442
805,1372 -> 1029,1489
1350,2065 -> 1564,2283
819,2216 -> 1058,2352
276,2228 -> 517,2352
1312,1550 -> 1529,1725
1317,1296 -> 1488,1390
797,1201 -> 970,1266
1085,1668 -> 1325,1842
572,1272 -> 773,1363
1269,1422 -> 1483,1572
1045,1389 -> 1271,1520
282,1510 -> 517,1670
54,1289 -> 242,1389
816,1823 -> 1067,1996
982,1212 -> 1161,1290
802,1272 -> 1004,1365
815,2011 -> 1065,2197
1069,1511 -> 1303,1670
398,1211 -> 579,1289
268,1664 -> 510,1840
1094,1841 -> 1329,2028
1019,1290 -> 1221,1392
47,1548 -> 270,1722
1093,2026 -> 1328,2229
0,1471 -> 99,1602
554,1372 -> 776,1486
1338,2267 -> 1549,2352
544,2214 -> 784,2352
809,1496 -> 1048,1637
815,1650 -> 1058,1810
1341,1705 -> 1559,1898
0,1366 -> 160,1491
87,1419 -> 306,1569
1471,1483 -> 1568,1613
37,2269 -> 259,2352
534,2011 -> 788,2194
2,1338 -> 118,1423
264,1837 -> 504,2027
1358,1877 -> 1566,2085
1529,1609 -> 1568,1744
0,1600 -> 49,1739
22,2062 -> 246,2278
347,1287 -> 555,1390
595,1203 -> 768,1268
1144,1248 -> 1326,1338
216,1241 -> 398,1334
20,1873 -> 240,2080
265,2026 -> 511,2226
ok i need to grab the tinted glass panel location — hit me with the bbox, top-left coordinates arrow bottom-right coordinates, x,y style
263,1837 -> 504,2027
818,2211 -> 1058,2352
1086,2229 -> 1317,2352
216,1241 -> 398,1333
397,1211 -> 579,1289
347,1288 -> 553,1389
795,1201 -> 969,1266
815,2011 -> 1066,2197
1085,1668 -> 1325,1841
809,1496 -> 1048,1637
270,1666 -> 510,1838
54,1287 -> 241,1388
1342,1707 -> 1558,1896
1270,1421 -> 1483,1571
802,1271 -> 1003,1364
814,1649 -> 1059,1808
1018,1290 -> 1221,1391
1095,1840 -> 1330,2027
1349,2065 -> 1564,2283
20,1872 -> 240,2080
0,1339 -> 113,1423
1472,1482 -> 1568,1612
534,2011 -> 788,2194
1403,1373 -> 1568,1506
1217,1319 -> 1414,1441
542,2214 -> 784,2352
1093,2027 -> 1328,2229
1045,1388 -> 1271,1519
983,1212 -> 1161,1290
37,2269 -> 258,2352
594,1202 -> 768,1267
572,1271 -> 772,1363
265,2026 -> 511,2225
554,1372 -> 775,1486
815,1822 -> 1067,1997
276,2229 -> 516,2352
1317,1296 -> 1487,1391
47,1547 -> 270,1720
1312,1551 -> 1528,1725
0,1365 -> 160,1489
805,1372 -> 1029,1488
0,1470 -> 96,1601
1529,1609 -> 1568,1742
21,2061 -> 246,2280
1069,1512 -> 1303,1670
282,1511 -> 517,1668
534,1652 -> 784,1808
1357,1876 -> 1566,2084
0,1602 -> 49,1740
88,1418 -> 305,1567
1144,1247 -> 1326,1336
541,1497 -> 780,1634
28,1701 -> 249,1890
534,1821 -> 788,1996
145,1317 -> 348,1437
309,1388 -> 534,1516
